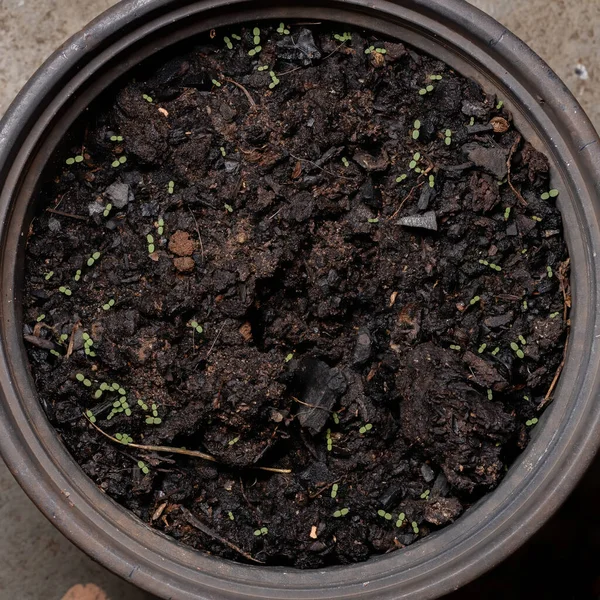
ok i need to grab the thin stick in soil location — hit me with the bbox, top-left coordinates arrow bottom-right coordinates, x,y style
85,416 -> 292,474
537,334 -> 569,412
181,507 -> 264,564
46,208 -> 87,221
388,183 -> 424,221
223,78 -> 257,109
507,134 -> 528,207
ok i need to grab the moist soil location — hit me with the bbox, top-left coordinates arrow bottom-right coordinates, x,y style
23,24 -> 570,568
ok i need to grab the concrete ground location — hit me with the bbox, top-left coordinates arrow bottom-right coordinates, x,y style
0,1 -> 598,598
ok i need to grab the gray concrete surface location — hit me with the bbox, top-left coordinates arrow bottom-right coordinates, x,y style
0,1 -> 598,598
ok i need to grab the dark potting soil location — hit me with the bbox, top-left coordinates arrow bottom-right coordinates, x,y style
23,24 -> 570,568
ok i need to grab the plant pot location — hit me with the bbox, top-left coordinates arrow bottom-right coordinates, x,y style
1,1 -> 599,598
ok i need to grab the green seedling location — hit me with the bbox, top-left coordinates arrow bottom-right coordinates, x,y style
377,509 -> 393,520
212,79 -> 222,87
331,484 -> 339,499
342,157 -> 350,168
223,203 -> 234,213
420,489 -> 430,500
504,207 -> 511,220
510,341 -> 525,359
526,418 -> 539,427
409,152 -> 421,170
58,286 -> 72,296
326,428 -> 333,452
332,412 -> 340,425
36,314 -> 45,322
277,22 -> 290,35
59,334 -> 69,343
418,84 -> 435,95
145,415 -> 162,425
65,155 -> 84,166
449,344 -> 461,351
82,332 -> 96,357
76,373 -> 92,387
359,423 -> 373,434
103,203 -> 112,217
102,299 -> 115,311
45,271 -> 54,280
248,28 -> 262,56
478,343 -> 487,354
228,511 -> 235,521
93,389 -> 103,399
395,512 -> 406,527
523,300 -> 528,310
138,460 -> 150,475
220,147 -> 227,157
110,135 -> 124,142
411,521 -> 419,534
85,409 -> 96,424
546,265 -> 553,278
333,508 -> 349,518
228,436 -> 240,446
496,100 -> 504,109
87,251 -> 101,267
491,347 -> 500,356
469,295 -> 481,306
137,399 -> 149,411
429,175 -> 435,188
111,156 -> 127,168
550,311 -> 560,318
444,129 -> 452,146
115,432 -> 133,444
224,36 -> 233,50
396,174 -> 407,183
142,94 -> 153,103
518,335 -> 527,345
469,117 -> 475,126
74,269 -> 81,282
412,119 -> 421,140
157,218 -> 165,236
257,65 -> 269,71
368,218 -> 379,224
254,526 -> 269,536
285,353 -> 294,363
532,215 -> 542,222
248,46 -> 262,56
189,320 -> 203,334
50,350 -> 61,357
269,71 -> 280,89
334,32 -> 352,43
487,389 -> 493,400
541,189 -> 559,200
147,234 -> 155,254
167,181 -> 175,194
231,34 -> 241,41
429,74 -> 443,81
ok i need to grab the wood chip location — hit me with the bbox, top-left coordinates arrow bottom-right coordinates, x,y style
389,291 -> 399,307
158,107 -> 169,117
310,525 -> 318,539
152,502 -> 167,522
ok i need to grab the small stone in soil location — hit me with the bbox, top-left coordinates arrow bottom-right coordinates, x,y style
398,211 -> 438,231
103,181 -> 133,209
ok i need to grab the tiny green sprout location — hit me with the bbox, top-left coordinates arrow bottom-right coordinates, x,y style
143,94 -> 153,103
277,22 -> 290,35
526,418 -> 539,427
167,180 -> 175,194
138,399 -> 149,411
396,513 -> 406,527
510,342 -> 519,352
469,117 -> 475,126
157,218 -> 165,236
285,353 -> 294,363
94,389 -> 103,399
368,218 -> 379,224
365,45 -> 375,55
257,65 -> 269,71
523,300 -> 528,310
489,263 -> 502,272
550,311 -> 560,318
228,436 -> 240,446
74,269 -> 81,282
76,373 -> 85,382
522,248 -> 528,254
268,71 -> 280,89
112,383 -> 120,390
359,423 -> 373,434
377,509 -> 393,520
420,489 -> 430,500
429,175 -> 435,188
111,156 -> 127,168
487,389 -> 493,400
430,74 -> 443,81
479,259 -> 489,266
524,395 -> 530,402
228,511 -> 235,521
412,129 -> 420,140
426,85 -> 434,92
253,526 -> 269,536
504,207 -> 511,220
224,36 -> 233,50
146,416 -> 162,425
334,32 -> 352,43
45,271 -> 54,281
212,79 -> 222,88
419,88 -> 427,96
444,129 -> 452,146
65,155 -> 84,166
58,286 -> 72,296
138,461 -> 150,475
532,215 -> 542,222
411,521 -> 419,534
248,46 -> 262,57
546,265 -> 553,278
102,299 -> 116,311
469,296 -> 481,305
396,174 -> 407,183
224,203 -> 234,213
87,251 -> 101,267
85,409 -> 96,424
414,119 -> 421,130
220,146 -> 227,157
190,320 -> 203,334
496,100 -> 504,109
375,48 -> 387,54
332,412 -> 340,425
333,508 -> 350,518
110,135 -> 124,142
253,26 -> 260,38
518,335 -> 527,345
147,233 -> 155,254
326,429 -> 333,451
59,334 -> 68,343
409,160 -> 417,169
36,314 -> 45,322
331,484 -> 339,499
342,157 -> 350,168
449,344 -> 461,351
478,343 -> 487,354
231,33 -> 241,41
491,347 -> 500,356
103,203 -> 112,217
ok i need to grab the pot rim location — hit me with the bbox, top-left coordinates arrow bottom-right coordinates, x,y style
1,1 -> 600,599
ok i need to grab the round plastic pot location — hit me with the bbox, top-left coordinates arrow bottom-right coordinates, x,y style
1,1 -> 599,599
